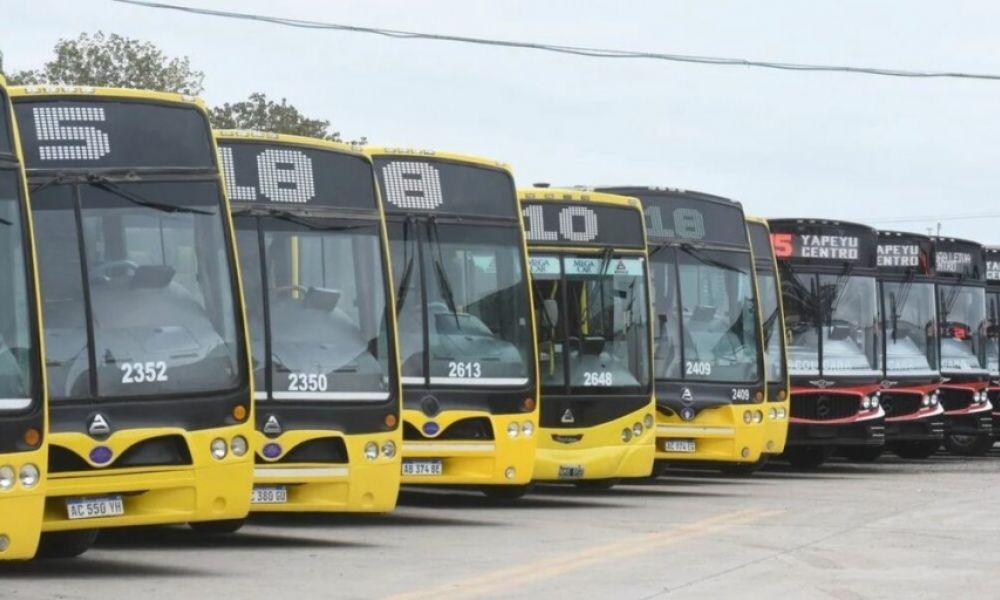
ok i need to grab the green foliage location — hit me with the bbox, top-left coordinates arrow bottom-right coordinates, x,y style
209,93 -> 341,141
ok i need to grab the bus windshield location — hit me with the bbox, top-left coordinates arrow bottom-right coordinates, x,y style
756,270 -> 786,385
531,254 -> 650,394
387,221 -> 532,386
649,246 -> 760,383
988,291 -> 1000,375
235,216 -> 393,401
882,280 -> 938,377
938,283 -> 987,372
0,170 -> 34,410
32,180 -> 243,401
781,270 -> 880,378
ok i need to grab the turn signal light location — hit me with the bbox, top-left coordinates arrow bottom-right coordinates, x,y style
23,428 -> 40,448
232,405 -> 248,422
522,397 -> 536,412
777,390 -> 787,401
384,413 -> 398,428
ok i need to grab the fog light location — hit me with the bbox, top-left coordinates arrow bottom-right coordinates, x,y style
621,428 -> 632,443
521,421 -> 534,437
861,397 -> 872,410
777,407 -> 787,419
741,447 -> 750,458
504,467 -> 516,479
743,410 -> 752,424
230,436 -> 248,457
381,440 -> 396,458
210,438 -> 228,460
19,464 -> 39,489
0,534 -> 8,552
632,422 -> 643,437
364,441 -> 379,461
0,466 -> 14,491
507,422 -> 520,438
766,440 -> 775,451
643,414 -> 654,429
753,410 -> 763,424
768,407 -> 777,420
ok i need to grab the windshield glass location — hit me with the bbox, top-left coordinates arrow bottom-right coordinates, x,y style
32,181 -> 243,401
0,170 -> 35,410
938,283 -> 987,372
882,280 -> 938,377
781,269 -> 880,377
756,270 -> 786,386
387,221 -> 532,386
531,253 -> 650,394
649,247 -> 760,383
235,217 -> 393,401
988,291 -> 1000,375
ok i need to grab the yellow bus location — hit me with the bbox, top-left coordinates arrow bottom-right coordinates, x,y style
13,86 -> 254,554
0,76 -> 47,560
366,148 -> 539,498
520,187 -> 655,488
217,131 -> 402,514
746,216 -> 790,459
596,187 -> 767,475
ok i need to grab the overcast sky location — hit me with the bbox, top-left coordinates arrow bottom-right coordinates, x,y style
3,1 -> 999,241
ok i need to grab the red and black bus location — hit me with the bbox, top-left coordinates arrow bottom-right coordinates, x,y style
985,247 -> 1000,436
770,219 -> 885,468
933,237 -> 993,455
875,231 -> 944,459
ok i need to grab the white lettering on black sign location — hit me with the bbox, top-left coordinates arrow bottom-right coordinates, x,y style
219,146 -> 316,203
936,251 -> 972,274
877,244 -> 919,267
986,259 -> 1000,281
522,205 -> 598,243
798,235 -> 859,260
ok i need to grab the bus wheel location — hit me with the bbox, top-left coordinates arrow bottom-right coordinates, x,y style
891,440 -> 940,459
784,446 -> 833,469
720,456 -> 768,477
189,519 -> 246,535
36,530 -> 99,559
481,484 -> 533,501
575,479 -> 621,491
839,446 -> 883,462
943,434 -> 994,457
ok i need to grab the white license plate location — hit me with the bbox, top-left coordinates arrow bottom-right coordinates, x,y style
664,439 -> 697,453
251,485 -> 288,504
66,495 -> 125,520
402,460 -> 443,476
558,465 -> 585,479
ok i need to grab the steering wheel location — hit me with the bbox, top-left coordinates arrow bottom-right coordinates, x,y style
90,260 -> 139,283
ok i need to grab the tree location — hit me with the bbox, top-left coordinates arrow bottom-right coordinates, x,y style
209,93 -> 343,141
5,32 -> 204,95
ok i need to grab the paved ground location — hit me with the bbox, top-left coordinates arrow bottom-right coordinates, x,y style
4,450 -> 1000,599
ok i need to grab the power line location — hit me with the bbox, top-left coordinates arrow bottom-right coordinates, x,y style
867,212 -> 1000,224
111,0 -> 1000,82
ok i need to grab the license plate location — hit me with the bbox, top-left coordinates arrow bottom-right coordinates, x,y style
664,439 -> 697,453
558,465 -> 585,479
402,460 -> 443,476
251,485 -> 288,504
66,495 -> 125,520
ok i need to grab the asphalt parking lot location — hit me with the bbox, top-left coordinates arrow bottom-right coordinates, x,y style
3,451 -> 999,599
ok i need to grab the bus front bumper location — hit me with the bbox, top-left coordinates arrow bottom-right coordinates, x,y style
884,405 -> 946,442
400,438 -> 536,486
943,404 -> 993,437
654,407 -> 767,464
0,492 -> 44,560
786,413 -> 885,447
532,435 -> 654,482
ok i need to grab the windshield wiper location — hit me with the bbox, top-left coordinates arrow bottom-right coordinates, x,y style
87,176 -> 214,216
679,243 -> 744,274
826,262 -> 856,326
427,217 -> 461,329
261,209 -> 368,231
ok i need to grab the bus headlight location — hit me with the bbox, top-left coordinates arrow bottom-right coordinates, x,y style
861,397 -> 872,410
507,422 -> 520,438
768,407 -> 778,420
871,395 -> 880,408
0,466 -> 13,491
921,395 -> 931,407
364,442 -> 379,461
930,392 -> 940,406
521,421 -> 534,437
743,410 -> 752,424
210,438 -> 228,460
777,407 -> 786,419
381,441 -> 396,458
230,436 -> 248,457
643,414 -> 654,429
753,410 -> 763,424
19,464 -> 39,489
632,422 -> 643,437
621,428 -> 632,443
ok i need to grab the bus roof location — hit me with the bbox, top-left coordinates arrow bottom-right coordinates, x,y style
591,185 -> 740,209
10,85 -> 207,107
517,186 -> 642,210
214,129 -> 367,158
365,146 -> 511,173
745,214 -> 769,227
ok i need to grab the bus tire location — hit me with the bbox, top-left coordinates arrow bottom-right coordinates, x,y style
839,446 -> 884,462
189,519 -> 246,535
481,484 -> 533,501
891,440 -> 940,459
720,456 -> 768,477
943,433 -> 994,457
784,446 -> 833,469
574,478 -> 621,491
36,529 -> 99,559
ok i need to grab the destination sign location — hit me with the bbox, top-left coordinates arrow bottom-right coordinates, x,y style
595,188 -> 747,247
877,244 -> 920,267
987,260 -> 1000,282
936,251 -> 974,275
15,99 -> 214,170
521,200 -> 645,248
773,233 -> 860,261
218,141 -> 377,210
372,157 -> 517,219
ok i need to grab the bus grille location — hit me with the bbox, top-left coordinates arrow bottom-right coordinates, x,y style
49,435 -> 193,473
257,437 -> 348,464
939,388 -> 974,412
790,394 -> 859,420
403,418 -> 494,441
880,393 -> 923,418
